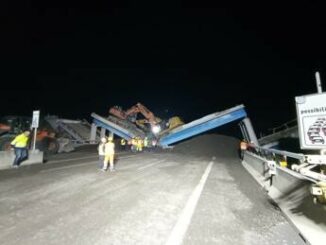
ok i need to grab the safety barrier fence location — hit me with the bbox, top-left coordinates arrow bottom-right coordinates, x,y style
245,144 -> 317,183
242,145 -> 326,245
267,118 -> 297,134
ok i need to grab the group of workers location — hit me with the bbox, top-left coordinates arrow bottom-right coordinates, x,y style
10,130 -> 252,172
10,130 -> 157,171
10,130 -> 117,172
97,136 -> 158,172
120,137 -> 157,152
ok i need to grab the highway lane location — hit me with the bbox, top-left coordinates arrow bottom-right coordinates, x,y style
0,136 -> 305,245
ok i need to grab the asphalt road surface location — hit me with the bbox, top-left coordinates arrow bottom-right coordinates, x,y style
0,135 -> 305,245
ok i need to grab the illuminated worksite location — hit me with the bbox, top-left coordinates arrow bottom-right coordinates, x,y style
3,4 -> 326,244
1,86 -> 326,244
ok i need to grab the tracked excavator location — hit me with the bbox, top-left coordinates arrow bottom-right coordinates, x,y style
109,103 -> 184,136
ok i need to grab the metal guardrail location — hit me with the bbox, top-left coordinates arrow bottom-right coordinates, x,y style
268,118 -> 297,134
248,144 -> 304,161
245,150 -> 317,183
245,144 -> 318,183
258,119 -> 298,146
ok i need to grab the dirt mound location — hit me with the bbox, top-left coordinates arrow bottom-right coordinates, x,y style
172,134 -> 240,159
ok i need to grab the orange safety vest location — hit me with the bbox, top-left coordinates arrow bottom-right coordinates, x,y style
240,141 -> 248,150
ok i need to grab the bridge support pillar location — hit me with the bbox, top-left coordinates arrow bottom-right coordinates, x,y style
90,123 -> 98,142
100,127 -> 106,139
241,117 -> 259,146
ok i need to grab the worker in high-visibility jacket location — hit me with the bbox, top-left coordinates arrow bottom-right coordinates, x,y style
136,137 -> 143,152
239,140 -> 248,159
143,137 -> 148,148
120,138 -> 126,151
102,137 -> 115,172
10,130 -> 31,168
131,137 -> 137,152
97,137 -> 107,170
240,140 -> 248,150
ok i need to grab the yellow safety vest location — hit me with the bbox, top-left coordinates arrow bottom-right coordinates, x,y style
11,133 -> 29,148
105,142 -> 115,155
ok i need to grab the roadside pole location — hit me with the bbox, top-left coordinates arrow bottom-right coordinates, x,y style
315,71 -> 323,94
31,110 -> 40,151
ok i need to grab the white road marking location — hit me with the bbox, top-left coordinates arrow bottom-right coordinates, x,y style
165,161 -> 214,245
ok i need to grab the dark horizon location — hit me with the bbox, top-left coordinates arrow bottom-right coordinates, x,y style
2,3 -> 326,135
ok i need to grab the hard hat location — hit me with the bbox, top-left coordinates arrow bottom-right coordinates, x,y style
108,137 -> 113,141
24,130 -> 31,136
101,137 -> 107,143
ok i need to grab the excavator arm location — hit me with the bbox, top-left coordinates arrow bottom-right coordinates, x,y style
109,103 -> 161,125
109,103 -> 162,134
134,103 -> 161,125
109,106 -> 128,120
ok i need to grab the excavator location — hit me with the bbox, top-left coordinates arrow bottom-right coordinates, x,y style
109,103 -> 163,134
109,103 -> 184,136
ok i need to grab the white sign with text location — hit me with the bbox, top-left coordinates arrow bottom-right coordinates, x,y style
296,93 -> 326,149
32,110 -> 40,129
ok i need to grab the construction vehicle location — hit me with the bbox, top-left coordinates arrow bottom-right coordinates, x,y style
159,116 -> 185,136
110,103 -> 161,123
109,103 -> 185,137
0,116 -> 59,154
109,103 -> 165,135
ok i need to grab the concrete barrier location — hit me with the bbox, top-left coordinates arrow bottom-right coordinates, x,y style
243,151 -> 326,245
0,150 -> 44,170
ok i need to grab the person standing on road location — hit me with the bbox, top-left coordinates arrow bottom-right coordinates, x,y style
152,139 -> 157,148
120,138 -> 126,151
102,136 -> 115,172
136,137 -> 143,152
131,137 -> 137,152
239,139 -> 248,160
10,130 -> 31,168
97,137 -> 107,170
143,137 -> 148,150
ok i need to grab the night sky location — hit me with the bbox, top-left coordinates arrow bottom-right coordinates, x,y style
2,3 -> 326,135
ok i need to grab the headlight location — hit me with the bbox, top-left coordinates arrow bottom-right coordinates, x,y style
151,125 -> 161,134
